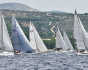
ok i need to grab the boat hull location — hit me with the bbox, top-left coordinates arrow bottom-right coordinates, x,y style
0,51 -> 14,56
76,51 -> 88,55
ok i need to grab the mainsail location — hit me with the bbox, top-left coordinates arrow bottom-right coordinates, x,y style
63,31 -> 74,51
29,23 -> 48,53
56,28 -> 69,51
0,13 -> 13,52
74,10 -> 86,51
11,15 -> 34,53
29,22 -> 37,50
56,28 -> 62,50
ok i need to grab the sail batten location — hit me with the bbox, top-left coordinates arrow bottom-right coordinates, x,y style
0,13 -> 3,50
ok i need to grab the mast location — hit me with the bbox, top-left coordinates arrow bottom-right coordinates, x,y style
0,13 -> 3,51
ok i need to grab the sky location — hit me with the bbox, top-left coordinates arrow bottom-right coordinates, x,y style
0,0 -> 88,13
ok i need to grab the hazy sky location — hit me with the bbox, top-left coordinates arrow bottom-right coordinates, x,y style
0,0 -> 88,13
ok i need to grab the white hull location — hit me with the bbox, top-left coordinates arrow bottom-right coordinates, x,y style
62,51 -> 69,53
76,53 -> 88,55
54,50 -> 63,53
35,49 -> 49,54
76,51 -> 88,55
0,51 -> 14,56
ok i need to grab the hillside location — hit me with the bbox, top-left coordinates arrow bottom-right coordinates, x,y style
0,3 -> 37,11
1,9 -> 88,49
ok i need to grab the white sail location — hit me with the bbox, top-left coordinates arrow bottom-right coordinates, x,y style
74,10 -> 86,51
78,17 -> 88,49
31,23 -> 48,53
29,22 -> 37,50
2,14 -> 14,51
11,15 -> 20,51
56,28 -> 69,51
63,31 -> 74,51
56,28 -> 62,49
11,15 -> 34,53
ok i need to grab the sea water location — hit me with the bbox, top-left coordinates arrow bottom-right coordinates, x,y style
0,51 -> 88,70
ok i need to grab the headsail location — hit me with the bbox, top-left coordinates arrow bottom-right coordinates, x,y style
78,17 -> 88,50
11,15 -> 34,53
74,10 -> 86,51
63,31 -> 74,51
31,23 -> 48,53
56,27 -> 69,51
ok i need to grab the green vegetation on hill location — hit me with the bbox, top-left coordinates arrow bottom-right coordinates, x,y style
2,9 -> 88,49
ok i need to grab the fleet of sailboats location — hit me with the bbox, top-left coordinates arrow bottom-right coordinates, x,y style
0,9 -> 88,55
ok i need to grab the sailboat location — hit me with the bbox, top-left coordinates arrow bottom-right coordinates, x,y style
55,27 -> 69,52
11,15 -> 34,54
63,31 -> 74,52
74,10 -> 88,54
0,13 -> 14,55
29,23 -> 48,53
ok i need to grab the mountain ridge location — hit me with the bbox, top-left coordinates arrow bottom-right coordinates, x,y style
0,3 -> 37,11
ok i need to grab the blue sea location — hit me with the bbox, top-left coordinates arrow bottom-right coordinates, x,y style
0,51 -> 88,70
